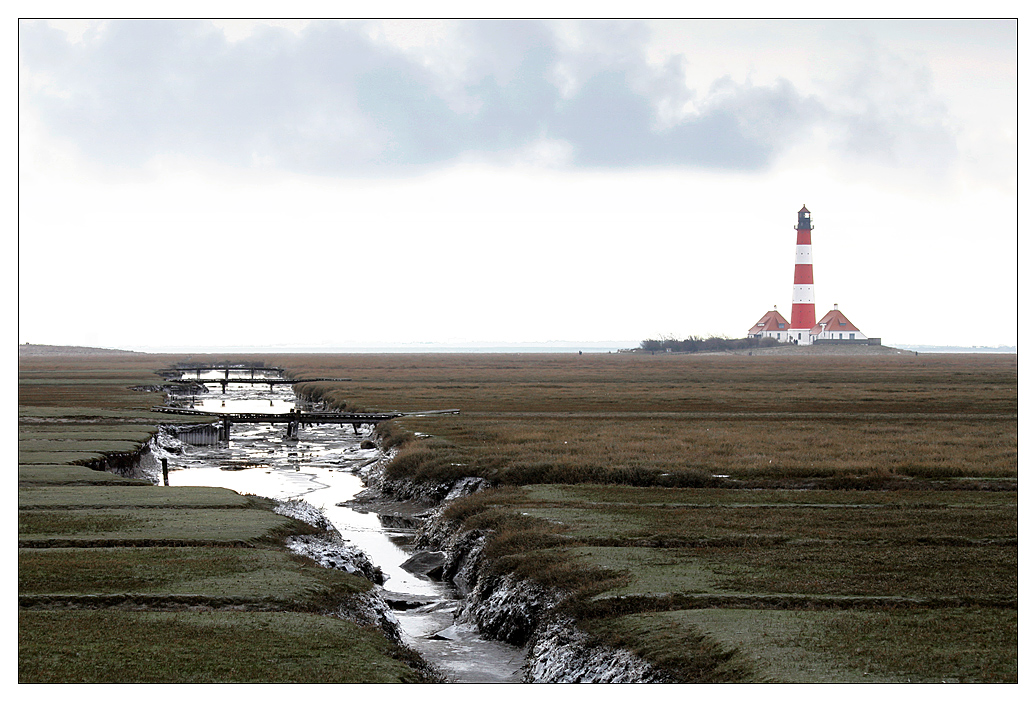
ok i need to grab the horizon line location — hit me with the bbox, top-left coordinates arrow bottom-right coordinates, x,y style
18,341 -> 1019,355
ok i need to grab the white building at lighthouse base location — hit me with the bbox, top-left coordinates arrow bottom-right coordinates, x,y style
747,308 -> 793,343
749,305 -> 874,345
810,305 -> 868,343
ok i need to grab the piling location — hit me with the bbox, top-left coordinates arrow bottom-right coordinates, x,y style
162,458 -> 169,486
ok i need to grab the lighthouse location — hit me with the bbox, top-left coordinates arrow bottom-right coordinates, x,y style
746,205 -> 878,347
789,205 -> 816,344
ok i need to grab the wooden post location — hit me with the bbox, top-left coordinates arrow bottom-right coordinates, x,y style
162,458 -> 169,486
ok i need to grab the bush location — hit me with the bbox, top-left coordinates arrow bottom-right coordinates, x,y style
639,335 -> 782,354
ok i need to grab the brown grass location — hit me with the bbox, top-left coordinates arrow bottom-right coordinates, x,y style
281,351 -> 1017,415
18,350 -> 1016,683
278,352 -> 1017,485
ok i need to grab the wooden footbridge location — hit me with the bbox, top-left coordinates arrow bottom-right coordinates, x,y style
158,365 -> 351,393
167,365 -> 286,378
170,377 -> 351,393
153,364 -> 453,440
151,406 -> 459,440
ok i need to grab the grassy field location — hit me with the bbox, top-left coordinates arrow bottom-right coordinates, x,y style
282,350 -> 1018,682
19,546 -> 370,609
16,352 -> 436,683
19,611 -> 427,683
18,348 -> 1017,683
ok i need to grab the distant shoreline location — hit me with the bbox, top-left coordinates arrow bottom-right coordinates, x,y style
19,342 -> 1016,356
893,345 -> 1017,354
18,343 -> 144,356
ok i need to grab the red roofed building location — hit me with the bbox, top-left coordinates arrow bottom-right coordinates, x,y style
810,304 -> 868,342
747,307 -> 793,343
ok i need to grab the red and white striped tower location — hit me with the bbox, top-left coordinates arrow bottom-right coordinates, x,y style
789,205 -> 816,343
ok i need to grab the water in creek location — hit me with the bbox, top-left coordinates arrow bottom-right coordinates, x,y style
165,370 -> 525,682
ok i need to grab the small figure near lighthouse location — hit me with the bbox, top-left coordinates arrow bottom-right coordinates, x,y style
747,205 -> 874,346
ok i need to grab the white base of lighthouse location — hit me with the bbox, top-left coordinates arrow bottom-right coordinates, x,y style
788,329 -> 813,345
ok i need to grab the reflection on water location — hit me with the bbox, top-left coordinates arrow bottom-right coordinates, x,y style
188,397 -> 297,413
178,370 -> 297,414
179,369 -> 282,381
168,402 -> 438,594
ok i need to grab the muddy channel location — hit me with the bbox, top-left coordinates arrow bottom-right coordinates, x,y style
159,370 -> 525,683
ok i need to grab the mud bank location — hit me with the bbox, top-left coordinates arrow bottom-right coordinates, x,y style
98,427 -> 211,484
275,499 -> 406,644
352,455 -> 669,683
84,433 -> 166,483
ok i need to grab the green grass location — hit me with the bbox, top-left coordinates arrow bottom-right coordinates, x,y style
521,483 -> 1015,507
18,485 -> 252,510
803,607 -> 1018,682
436,481 -> 1016,681
18,464 -> 152,485
513,494 -> 1016,546
17,451 -> 110,465
578,610 -> 763,682
569,541 -> 1016,603
19,611 -> 431,683
565,546 -> 728,596
445,486 -> 1017,602
18,426 -> 160,441
697,541 -> 1017,601
19,546 -> 370,605
18,406 -> 195,423
18,507 -> 312,546
590,607 -> 1017,683
19,439 -> 150,453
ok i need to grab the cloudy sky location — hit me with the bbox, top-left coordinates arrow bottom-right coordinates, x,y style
17,18 -> 1018,351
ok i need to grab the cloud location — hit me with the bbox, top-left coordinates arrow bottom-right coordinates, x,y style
20,19 -> 832,176
21,19 -> 968,179
819,37 -> 960,176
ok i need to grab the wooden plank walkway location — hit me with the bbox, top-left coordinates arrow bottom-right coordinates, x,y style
150,407 -> 401,423
168,365 -> 285,373
168,378 -> 351,386
166,377 -> 351,394
151,407 -> 459,439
